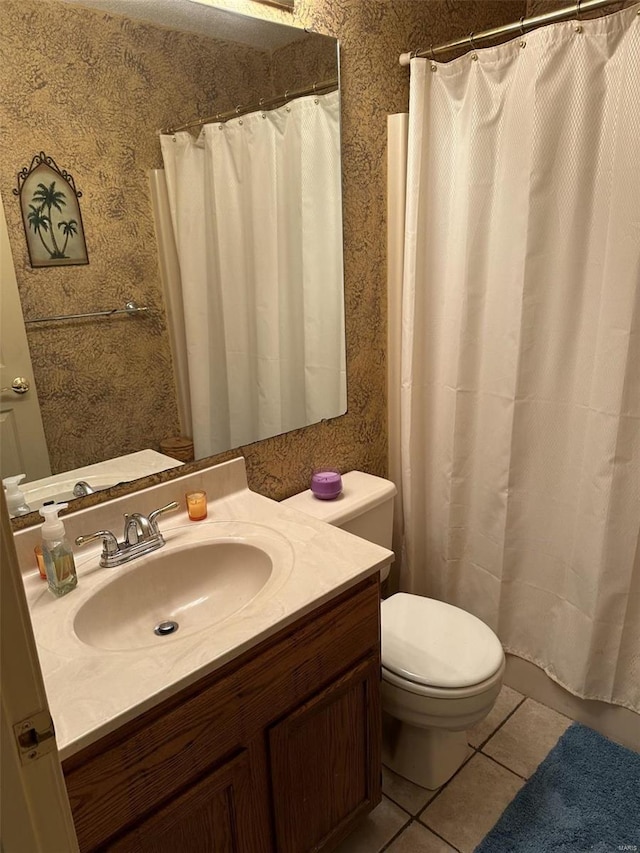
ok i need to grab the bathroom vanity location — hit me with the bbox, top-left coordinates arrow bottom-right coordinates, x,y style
62,576 -> 380,852
15,459 -> 391,852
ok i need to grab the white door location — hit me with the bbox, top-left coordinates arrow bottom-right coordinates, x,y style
1,491 -> 79,851
0,191 -> 51,482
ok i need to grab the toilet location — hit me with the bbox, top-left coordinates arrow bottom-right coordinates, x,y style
282,471 -> 505,790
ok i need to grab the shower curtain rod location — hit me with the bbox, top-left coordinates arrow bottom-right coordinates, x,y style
399,0 -> 622,65
163,77 -> 339,135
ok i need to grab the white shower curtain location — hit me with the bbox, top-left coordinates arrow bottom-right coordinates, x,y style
398,5 -> 640,712
160,90 -> 345,458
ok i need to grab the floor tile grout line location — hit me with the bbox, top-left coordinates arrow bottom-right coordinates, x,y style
412,746 -> 480,816
378,815 -> 412,852
381,788 -> 430,819
470,694 -> 529,752
478,749 -> 529,781
414,817 -> 465,853
379,817 -> 464,853
381,773 -> 442,818
380,791 -> 412,819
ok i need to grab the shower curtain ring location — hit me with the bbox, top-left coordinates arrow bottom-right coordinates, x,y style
469,31 -> 479,59
576,0 -> 582,18
519,16 -> 527,47
430,43 -> 436,61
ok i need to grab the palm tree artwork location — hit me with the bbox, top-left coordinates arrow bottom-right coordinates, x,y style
27,180 -> 75,259
15,153 -> 88,267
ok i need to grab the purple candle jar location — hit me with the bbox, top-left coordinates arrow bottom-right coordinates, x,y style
311,469 -> 343,500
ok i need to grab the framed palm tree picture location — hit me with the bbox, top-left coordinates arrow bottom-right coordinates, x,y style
14,152 -> 88,267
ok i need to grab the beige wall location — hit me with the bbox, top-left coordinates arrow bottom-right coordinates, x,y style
4,0 -> 525,521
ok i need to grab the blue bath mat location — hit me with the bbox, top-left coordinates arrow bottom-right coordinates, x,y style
474,722 -> 640,853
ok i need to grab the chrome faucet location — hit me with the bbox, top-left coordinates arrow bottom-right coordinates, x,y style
124,512 -> 153,545
73,480 -> 95,497
75,501 -> 178,567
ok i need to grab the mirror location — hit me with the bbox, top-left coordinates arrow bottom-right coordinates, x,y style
0,0 -> 344,517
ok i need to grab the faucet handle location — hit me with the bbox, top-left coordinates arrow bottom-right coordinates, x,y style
75,530 -> 119,557
148,501 -> 179,534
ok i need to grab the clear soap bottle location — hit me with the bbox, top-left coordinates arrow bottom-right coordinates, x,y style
39,502 -> 78,597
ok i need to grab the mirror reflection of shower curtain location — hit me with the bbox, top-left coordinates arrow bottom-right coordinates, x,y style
158,90 -> 346,458
148,169 -> 193,441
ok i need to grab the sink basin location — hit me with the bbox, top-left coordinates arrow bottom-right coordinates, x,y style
73,540 -> 273,651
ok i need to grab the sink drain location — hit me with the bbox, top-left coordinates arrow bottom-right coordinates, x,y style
154,620 -> 179,636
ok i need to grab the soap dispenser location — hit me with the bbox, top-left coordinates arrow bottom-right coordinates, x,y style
39,502 -> 78,597
2,474 -> 31,517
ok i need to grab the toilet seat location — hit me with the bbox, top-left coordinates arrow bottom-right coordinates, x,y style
382,657 -> 505,700
381,593 -> 504,690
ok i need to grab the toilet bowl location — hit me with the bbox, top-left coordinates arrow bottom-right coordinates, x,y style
281,471 -> 505,790
381,592 -> 505,788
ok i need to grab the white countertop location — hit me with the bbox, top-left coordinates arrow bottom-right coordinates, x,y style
16,458 -> 391,760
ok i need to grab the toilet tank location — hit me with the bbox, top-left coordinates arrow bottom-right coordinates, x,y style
281,471 -> 397,578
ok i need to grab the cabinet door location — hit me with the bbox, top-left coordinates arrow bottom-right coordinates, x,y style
269,655 -> 381,853
106,750 -> 257,853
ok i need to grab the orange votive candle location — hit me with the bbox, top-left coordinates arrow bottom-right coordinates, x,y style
186,490 -> 208,521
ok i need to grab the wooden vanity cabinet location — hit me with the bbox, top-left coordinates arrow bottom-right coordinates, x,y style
62,575 -> 381,853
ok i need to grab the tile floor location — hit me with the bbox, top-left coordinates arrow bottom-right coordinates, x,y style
335,688 -> 572,853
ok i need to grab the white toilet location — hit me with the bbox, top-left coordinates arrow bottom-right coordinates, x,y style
282,471 -> 505,790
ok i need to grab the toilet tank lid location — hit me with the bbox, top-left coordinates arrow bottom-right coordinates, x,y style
381,593 -> 504,689
281,471 -> 397,526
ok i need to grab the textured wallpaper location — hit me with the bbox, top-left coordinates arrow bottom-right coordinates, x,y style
5,0 -> 526,528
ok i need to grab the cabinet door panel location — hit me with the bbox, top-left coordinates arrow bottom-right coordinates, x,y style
269,655 -> 381,853
106,751 -> 256,853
